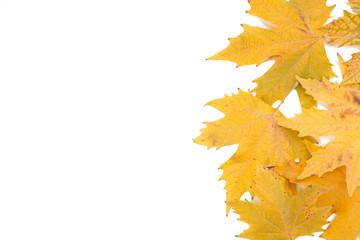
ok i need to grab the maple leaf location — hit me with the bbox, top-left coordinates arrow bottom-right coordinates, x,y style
208,0 -> 335,107
349,0 -> 360,11
276,163 -> 360,240
278,76 -> 360,195
338,52 -> 360,85
275,160 -> 348,208
232,162 -> 330,240
194,89 -> 311,214
305,168 -> 360,240
321,10 -> 360,46
195,1 -> 360,238
321,190 -> 360,240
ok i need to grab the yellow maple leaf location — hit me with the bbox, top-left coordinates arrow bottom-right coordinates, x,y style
232,162 -> 330,240
309,169 -> 360,240
272,140 -> 321,192
276,163 -> 360,240
208,0 -> 335,107
338,52 -> 360,85
349,0 -> 360,11
321,190 -> 360,240
194,0 -> 360,238
194,89 -> 311,214
321,10 -> 360,46
275,161 -> 347,206
278,76 -> 360,195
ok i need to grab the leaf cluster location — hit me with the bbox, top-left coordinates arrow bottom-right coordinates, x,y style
194,0 -> 360,239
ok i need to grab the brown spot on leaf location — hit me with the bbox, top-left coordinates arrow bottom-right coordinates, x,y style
337,153 -> 344,163
268,55 -> 281,60
353,95 -> 360,105
328,161 -> 333,168
340,111 -> 346,119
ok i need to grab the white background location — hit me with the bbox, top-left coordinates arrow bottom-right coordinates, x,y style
0,0 -> 358,239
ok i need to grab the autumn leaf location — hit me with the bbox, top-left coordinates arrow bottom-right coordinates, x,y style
321,10 -> 360,46
232,162 -> 330,240
349,0 -> 360,11
321,190 -> 360,240
339,52 -> 360,85
195,0 -> 360,239
278,76 -> 360,195
272,141 -> 322,190
208,0 -> 335,107
275,161 -> 348,208
307,168 -> 360,240
295,86 -> 317,109
276,163 -> 360,240
194,89 -> 311,214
